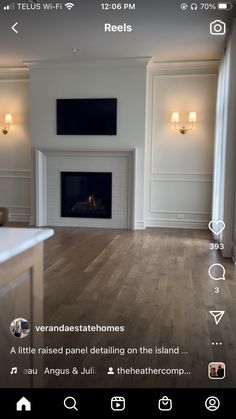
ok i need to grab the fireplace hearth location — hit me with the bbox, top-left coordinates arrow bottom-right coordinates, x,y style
61,172 -> 112,219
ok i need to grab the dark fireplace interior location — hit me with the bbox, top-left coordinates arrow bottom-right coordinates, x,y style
61,172 -> 112,219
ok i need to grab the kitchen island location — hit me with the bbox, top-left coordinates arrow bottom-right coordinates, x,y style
0,227 -> 54,388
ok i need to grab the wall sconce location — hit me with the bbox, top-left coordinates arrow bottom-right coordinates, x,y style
171,111 -> 197,135
2,114 -> 13,135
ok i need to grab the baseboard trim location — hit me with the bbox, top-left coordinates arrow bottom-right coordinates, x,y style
145,220 -> 208,229
9,213 -> 31,223
135,222 -> 146,230
29,216 -> 36,226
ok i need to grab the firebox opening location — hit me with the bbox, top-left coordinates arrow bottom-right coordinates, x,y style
61,172 -> 112,219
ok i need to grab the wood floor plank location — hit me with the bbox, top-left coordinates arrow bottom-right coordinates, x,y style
43,227 -> 236,388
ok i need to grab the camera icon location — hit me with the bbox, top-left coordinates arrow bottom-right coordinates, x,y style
210,20 -> 226,36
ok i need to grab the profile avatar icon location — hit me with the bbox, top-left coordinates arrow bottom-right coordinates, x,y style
10,318 -> 31,339
205,396 -> 220,412
107,367 -> 115,375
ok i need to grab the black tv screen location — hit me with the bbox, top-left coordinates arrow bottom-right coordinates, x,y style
57,98 -> 117,135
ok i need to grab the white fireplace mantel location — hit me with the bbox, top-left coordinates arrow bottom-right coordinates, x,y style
35,148 -> 136,229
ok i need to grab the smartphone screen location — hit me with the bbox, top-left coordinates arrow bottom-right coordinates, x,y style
0,0 -> 236,417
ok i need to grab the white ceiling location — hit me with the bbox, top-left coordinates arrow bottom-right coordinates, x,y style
0,0 -> 235,67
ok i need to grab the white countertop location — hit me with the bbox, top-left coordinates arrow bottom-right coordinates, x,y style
0,228 -> 54,264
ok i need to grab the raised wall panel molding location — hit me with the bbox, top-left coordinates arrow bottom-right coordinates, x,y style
0,170 -> 31,223
0,169 -> 31,179
150,74 -> 216,176
4,206 -> 31,223
9,212 -> 31,223
151,172 -> 213,175
6,205 -> 30,209
150,177 -> 212,183
149,179 -> 211,216
149,60 -> 219,75
149,210 -> 210,215
151,73 -> 218,79
145,62 -> 216,228
0,67 -> 29,81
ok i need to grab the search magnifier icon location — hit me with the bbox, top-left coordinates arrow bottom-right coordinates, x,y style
64,396 -> 78,411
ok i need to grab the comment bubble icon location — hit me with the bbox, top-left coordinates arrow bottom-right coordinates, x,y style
208,263 -> 225,281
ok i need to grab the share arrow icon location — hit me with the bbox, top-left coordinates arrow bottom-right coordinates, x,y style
209,311 -> 225,325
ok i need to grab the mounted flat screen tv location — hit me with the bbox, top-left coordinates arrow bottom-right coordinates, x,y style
57,98 -> 117,135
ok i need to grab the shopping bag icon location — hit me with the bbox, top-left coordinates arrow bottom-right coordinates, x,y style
158,396 -> 172,411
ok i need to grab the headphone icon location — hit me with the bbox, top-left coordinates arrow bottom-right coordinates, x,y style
191,3 -> 198,10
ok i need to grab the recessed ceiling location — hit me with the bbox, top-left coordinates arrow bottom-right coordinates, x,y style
0,0 -> 235,67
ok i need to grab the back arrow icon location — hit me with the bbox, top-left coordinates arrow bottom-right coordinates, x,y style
11,22 -> 18,33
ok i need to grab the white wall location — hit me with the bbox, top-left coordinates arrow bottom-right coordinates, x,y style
224,21 -> 236,259
220,20 -> 236,260
145,61 -> 218,229
212,20 -> 236,259
29,59 -> 148,228
0,68 -> 31,222
0,59 -> 220,231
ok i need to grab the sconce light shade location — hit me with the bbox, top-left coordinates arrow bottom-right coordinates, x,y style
171,112 -> 180,123
189,112 -> 197,122
171,111 -> 197,135
4,114 -> 13,124
2,113 -> 13,135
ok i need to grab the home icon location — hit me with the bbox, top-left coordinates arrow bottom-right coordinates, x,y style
16,396 -> 31,411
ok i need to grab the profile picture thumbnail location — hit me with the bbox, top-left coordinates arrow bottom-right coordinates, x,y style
208,362 -> 225,379
10,318 -> 31,339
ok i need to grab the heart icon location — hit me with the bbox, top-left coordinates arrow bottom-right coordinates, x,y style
208,220 -> 225,236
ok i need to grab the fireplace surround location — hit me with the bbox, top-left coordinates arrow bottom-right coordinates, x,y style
35,148 -> 135,229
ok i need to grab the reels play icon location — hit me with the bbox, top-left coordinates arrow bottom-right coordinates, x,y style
111,396 -> 125,411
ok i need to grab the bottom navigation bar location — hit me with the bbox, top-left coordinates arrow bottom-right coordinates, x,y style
2,388 -> 235,417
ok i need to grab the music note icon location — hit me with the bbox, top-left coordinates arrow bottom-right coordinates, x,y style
10,367 -> 17,374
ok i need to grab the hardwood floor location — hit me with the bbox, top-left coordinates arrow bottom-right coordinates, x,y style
43,227 -> 236,388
